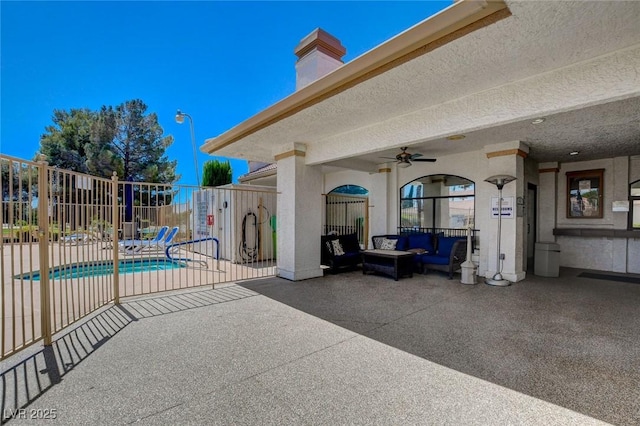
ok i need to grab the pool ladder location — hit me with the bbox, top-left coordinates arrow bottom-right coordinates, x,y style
165,237 -> 220,269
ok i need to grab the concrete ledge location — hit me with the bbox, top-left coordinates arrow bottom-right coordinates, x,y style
277,267 -> 324,281
554,228 -> 640,238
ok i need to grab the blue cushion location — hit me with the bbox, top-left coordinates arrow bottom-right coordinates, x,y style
419,254 -> 449,265
335,252 -> 360,260
395,236 -> 409,251
339,234 -> 361,253
437,236 -> 463,257
407,233 -> 434,252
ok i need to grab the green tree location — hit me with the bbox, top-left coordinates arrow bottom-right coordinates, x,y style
85,105 -> 121,177
107,100 -> 177,183
38,99 -> 177,184
1,161 -> 38,224
38,108 -> 95,173
202,159 -> 232,187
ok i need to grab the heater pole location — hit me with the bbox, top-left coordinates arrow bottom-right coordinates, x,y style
496,190 -> 503,276
484,174 -> 516,287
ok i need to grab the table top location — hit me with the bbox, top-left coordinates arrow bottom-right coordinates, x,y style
362,249 -> 415,258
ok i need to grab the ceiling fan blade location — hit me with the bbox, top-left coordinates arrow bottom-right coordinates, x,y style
380,156 -> 399,160
409,153 -> 423,159
412,158 -> 437,162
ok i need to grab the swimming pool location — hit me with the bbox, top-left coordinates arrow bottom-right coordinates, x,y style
20,258 -> 186,281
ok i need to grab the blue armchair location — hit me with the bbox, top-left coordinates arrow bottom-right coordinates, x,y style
416,235 -> 467,279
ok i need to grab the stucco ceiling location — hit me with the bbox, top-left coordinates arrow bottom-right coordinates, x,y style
352,96 -> 640,168
204,1 -> 640,170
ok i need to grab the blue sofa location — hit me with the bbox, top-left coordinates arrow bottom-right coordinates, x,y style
372,232 -> 436,271
372,233 -> 468,279
372,232 -> 435,251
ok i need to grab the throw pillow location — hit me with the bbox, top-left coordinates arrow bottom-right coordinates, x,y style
325,240 -> 334,255
379,238 -> 398,250
373,236 -> 384,248
331,239 -> 345,256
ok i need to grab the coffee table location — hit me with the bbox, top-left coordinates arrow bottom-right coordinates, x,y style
362,249 -> 415,281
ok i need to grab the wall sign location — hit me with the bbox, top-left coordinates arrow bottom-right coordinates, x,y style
612,201 -> 629,212
491,196 -> 514,219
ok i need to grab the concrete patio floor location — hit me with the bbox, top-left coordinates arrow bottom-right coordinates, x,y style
1,267 -> 638,425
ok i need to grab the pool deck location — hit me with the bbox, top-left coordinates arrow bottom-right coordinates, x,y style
1,241 -> 275,356
2,267 -> 639,425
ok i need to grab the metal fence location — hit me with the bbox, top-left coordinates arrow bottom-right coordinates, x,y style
1,155 -> 277,360
324,194 -> 368,248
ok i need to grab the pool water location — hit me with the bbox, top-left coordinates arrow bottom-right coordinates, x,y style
22,258 -> 186,281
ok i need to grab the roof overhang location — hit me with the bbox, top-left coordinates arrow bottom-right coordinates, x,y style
202,0 -> 510,157
202,0 -> 640,166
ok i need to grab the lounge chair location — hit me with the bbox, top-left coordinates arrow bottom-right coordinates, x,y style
121,226 -> 179,254
61,231 -> 100,245
118,225 -> 169,253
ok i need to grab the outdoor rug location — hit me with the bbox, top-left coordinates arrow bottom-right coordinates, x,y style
578,272 -> 640,285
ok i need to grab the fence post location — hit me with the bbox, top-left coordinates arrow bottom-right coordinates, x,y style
111,172 -> 120,304
37,159 -> 52,346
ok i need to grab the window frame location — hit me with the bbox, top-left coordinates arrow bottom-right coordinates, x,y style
566,169 -> 604,219
399,175 -> 475,232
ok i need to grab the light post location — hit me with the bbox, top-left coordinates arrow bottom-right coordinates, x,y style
175,109 -> 200,186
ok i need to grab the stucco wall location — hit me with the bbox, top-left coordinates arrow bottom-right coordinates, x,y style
322,152 -> 638,276
557,158 -> 625,227
554,157 -> 637,272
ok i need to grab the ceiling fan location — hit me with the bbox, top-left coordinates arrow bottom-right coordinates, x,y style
381,147 -> 437,168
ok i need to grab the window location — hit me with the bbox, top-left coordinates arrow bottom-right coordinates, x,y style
630,180 -> 640,230
400,175 -> 474,232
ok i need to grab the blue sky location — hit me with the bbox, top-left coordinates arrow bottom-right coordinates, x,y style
1,1 -> 448,185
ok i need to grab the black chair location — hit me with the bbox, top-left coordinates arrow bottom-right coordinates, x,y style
321,233 -> 362,274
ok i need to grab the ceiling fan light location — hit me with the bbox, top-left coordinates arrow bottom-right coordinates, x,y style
397,161 -> 411,168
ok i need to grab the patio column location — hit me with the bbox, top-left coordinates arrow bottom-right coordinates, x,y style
275,142 -> 324,281
482,142 -> 529,282
538,163 -> 559,242
369,165 -> 392,245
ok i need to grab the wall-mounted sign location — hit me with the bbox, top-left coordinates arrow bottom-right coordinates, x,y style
491,197 -> 514,219
612,201 -> 629,212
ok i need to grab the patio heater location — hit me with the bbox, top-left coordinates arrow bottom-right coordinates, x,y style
484,175 -> 516,287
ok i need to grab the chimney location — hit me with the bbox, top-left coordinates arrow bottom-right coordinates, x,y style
294,28 -> 346,91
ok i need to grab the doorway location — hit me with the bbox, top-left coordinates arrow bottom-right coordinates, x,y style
526,183 -> 537,271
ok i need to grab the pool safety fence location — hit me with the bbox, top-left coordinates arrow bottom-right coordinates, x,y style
323,193 -> 369,249
1,155 -> 277,360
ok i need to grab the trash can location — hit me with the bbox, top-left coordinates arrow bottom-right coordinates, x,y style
534,242 -> 561,277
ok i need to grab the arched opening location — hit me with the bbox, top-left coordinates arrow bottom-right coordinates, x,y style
325,185 -> 369,246
400,174 -> 474,235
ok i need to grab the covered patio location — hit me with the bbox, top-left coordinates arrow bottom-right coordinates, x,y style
202,0 -> 640,282
2,270 -> 638,425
